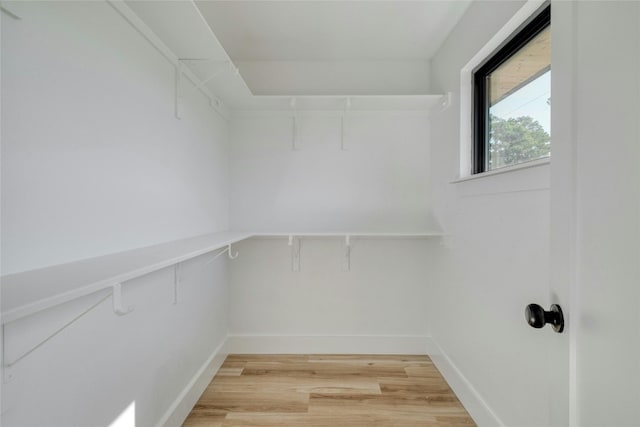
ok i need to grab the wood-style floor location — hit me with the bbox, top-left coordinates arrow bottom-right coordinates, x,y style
183,354 -> 476,427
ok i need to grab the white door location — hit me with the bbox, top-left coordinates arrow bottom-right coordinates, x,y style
550,1 -> 640,426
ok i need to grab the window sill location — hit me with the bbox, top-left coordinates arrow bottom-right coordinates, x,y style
450,157 -> 550,184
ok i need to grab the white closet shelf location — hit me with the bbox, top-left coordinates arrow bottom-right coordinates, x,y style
117,1 -> 447,116
249,231 -> 444,238
1,230 -> 443,325
0,231 -> 252,325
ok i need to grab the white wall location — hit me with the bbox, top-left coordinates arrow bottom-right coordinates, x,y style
428,1 -> 553,426
230,113 -> 436,232
1,2 -> 230,426
2,254 -> 229,427
228,112 -> 437,348
229,237 -> 434,340
2,1 -> 229,275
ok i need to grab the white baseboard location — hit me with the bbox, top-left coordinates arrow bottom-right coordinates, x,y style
224,334 -> 435,355
429,338 -> 504,427
156,339 -> 228,427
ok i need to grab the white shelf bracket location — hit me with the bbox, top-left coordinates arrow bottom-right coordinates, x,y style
341,97 -> 351,151
227,244 -> 239,260
291,97 -> 298,151
439,92 -> 453,111
206,246 -> 229,265
288,235 -> 301,272
3,292 -> 112,382
174,62 -> 183,120
172,263 -> 181,305
112,283 -> 134,316
342,235 -> 351,272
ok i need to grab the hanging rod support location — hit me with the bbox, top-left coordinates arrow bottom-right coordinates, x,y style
175,62 -> 183,120
288,235 -> 300,272
112,283 -> 134,316
291,97 -> 298,151
341,97 -> 351,151
172,263 -> 181,305
206,246 -> 230,265
227,244 -> 239,260
439,92 -> 453,111
343,235 -> 351,272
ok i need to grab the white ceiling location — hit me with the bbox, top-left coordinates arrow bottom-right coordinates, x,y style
194,1 -> 472,62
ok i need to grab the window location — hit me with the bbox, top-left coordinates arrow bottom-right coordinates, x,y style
473,5 -> 551,174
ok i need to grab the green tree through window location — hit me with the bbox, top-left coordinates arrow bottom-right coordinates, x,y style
488,115 -> 550,169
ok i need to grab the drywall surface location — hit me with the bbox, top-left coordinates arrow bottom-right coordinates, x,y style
1,1 -> 229,275
228,112 -> 436,344
1,3 -> 230,426
2,253 -> 229,427
428,1 -> 553,426
229,113 -> 435,232
229,237 -> 434,340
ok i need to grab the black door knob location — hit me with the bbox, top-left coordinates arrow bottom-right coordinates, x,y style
525,303 -> 564,333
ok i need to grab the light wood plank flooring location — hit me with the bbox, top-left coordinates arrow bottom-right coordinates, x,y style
183,355 -> 476,427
